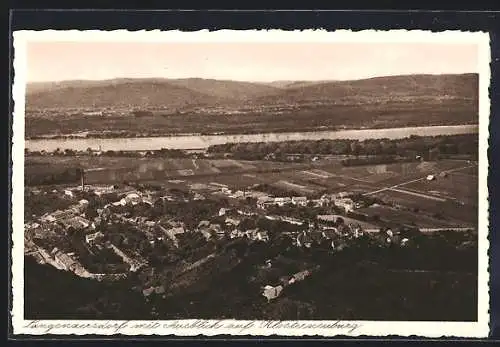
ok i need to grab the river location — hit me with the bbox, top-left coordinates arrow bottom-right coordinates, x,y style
25,124 -> 478,152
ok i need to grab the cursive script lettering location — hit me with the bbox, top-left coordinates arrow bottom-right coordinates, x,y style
22,319 -> 363,335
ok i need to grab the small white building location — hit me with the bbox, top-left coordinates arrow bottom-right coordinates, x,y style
93,185 -> 115,196
200,229 -> 213,241
262,285 -> 284,302
232,190 -> 245,198
229,229 -> 243,239
40,213 -> 57,223
225,218 -> 240,227
426,175 -> 436,181
198,220 -> 211,228
274,197 -> 292,207
256,230 -> 270,242
85,231 -> 104,244
79,199 -> 89,207
120,192 -> 141,206
291,196 -> 308,207
193,193 -> 205,201
257,197 -> 274,209
334,198 -> 355,213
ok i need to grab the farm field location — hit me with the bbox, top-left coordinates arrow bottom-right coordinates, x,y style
25,156 -> 297,172
400,170 -> 478,206
314,160 -> 472,187
370,189 -> 477,226
271,180 -> 318,195
26,155 -> 478,226
25,156 -> 304,185
452,165 -> 478,177
186,173 -> 265,191
356,205 -> 470,229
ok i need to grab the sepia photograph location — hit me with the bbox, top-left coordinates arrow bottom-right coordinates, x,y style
11,29 -> 490,337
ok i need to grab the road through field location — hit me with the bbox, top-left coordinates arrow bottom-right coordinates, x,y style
363,164 -> 477,196
388,188 -> 447,202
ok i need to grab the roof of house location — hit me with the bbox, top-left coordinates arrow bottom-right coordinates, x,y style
86,231 -> 103,240
262,285 -> 284,301
142,287 -> 155,297
200,229 -> 213,239
59,216 -> 91,230
257,196 -> 274,202
275,197 -> 292,201
168,226 -> 185,235
225,218 -> 240,226
51,210 -> 76,220
209,223 -> 221,230
293,270 -> 311,281
321,228 -> 338,239
54,251 -> 76,268
198,220 -> 210,228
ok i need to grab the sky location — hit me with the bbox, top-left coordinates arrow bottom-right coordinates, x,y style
26,42 -> 479,83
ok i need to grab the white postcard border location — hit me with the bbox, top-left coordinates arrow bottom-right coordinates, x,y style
11,29 -> 491,338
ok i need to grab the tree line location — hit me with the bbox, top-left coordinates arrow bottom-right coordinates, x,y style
207,134 -> 478,160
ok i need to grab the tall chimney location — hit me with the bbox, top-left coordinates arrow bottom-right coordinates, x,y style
81,170 -> 85,191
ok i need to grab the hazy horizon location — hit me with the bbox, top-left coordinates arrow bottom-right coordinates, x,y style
26,42 -> 479,83
26,72 -> 479,85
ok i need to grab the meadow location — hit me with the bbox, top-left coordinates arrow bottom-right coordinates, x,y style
25,155 -> 478,228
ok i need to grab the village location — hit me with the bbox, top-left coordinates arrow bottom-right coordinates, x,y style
24,169 -> 426,303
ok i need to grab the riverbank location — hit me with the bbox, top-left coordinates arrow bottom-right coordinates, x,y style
26,121 -> 479,140
25,124 -> 479,152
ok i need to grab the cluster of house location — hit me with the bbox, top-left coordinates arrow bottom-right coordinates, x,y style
255,192 -> 362,213
101,190 -> 157,208
28,244 -> 127,281
206,183 -> 273,201
257,195 -> 309,209
108,243 -> 148,272
28,179 -> 380,285
50,247 -> 91,277
65,184 -> 184,208
156,221 -> 186,248
29,186 -> 167,277
39,199 -> 93,232
64,184 -> 123,198
196,217 -> 270,243
323,192 -> 364,213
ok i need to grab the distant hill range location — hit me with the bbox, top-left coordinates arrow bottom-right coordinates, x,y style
26,73 -> 478,111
